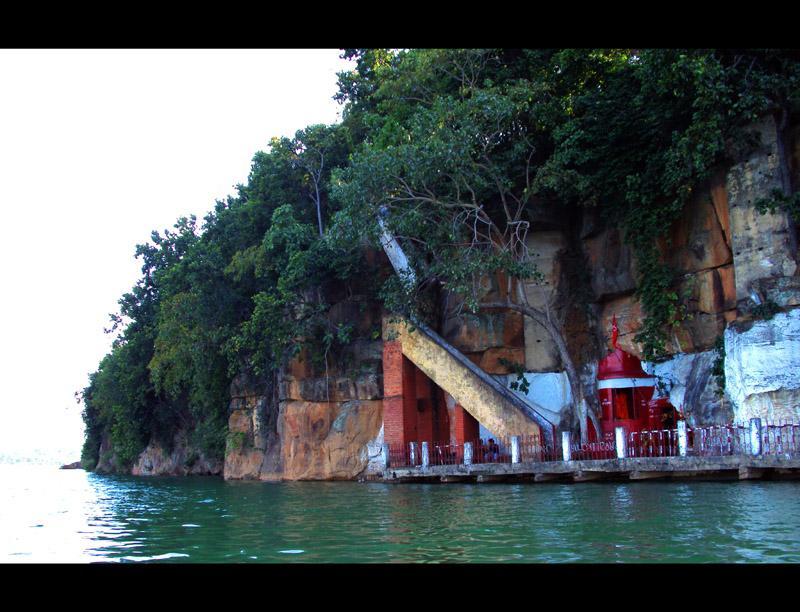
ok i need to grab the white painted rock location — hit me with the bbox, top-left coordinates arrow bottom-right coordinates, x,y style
725,309 -> 800,423
503,371 -> 571,426
644,350 -> 731,426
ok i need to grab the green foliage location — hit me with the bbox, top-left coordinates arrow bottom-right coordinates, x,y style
755,188 -> 800,223
226,431 -> 246,453
80,114 -> 367,471
334,49 -> 800,361
498,357 -> 530,395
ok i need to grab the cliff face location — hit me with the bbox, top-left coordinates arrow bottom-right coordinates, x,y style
113,118 -> 799,479
224,297 -> 386,481
94,430 -> 222,476
131,432 -> 222,476
438,116 -> 799,430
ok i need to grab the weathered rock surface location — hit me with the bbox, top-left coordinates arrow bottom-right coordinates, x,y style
272,399 -> 383,481
60,461 -> 82,470
443,311 -> 519,354
752,276 -> 800,309
279,371 -> 383,403
644,351 -> 732,426
726,116 -> 798,306
522,231 -> 567,371
132,431 -> 222,476
665,187 -> 732,274
584,226 -> 637,301
724,308 -> 800,423
225,338 -> 386,481
502,371 -> 571,427
599,294 -> 645,356
95,433 -> 120,474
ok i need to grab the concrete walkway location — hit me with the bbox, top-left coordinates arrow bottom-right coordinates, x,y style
380,455 -> 800,483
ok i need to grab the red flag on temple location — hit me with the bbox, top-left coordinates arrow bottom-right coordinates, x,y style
611,314 -> 618,349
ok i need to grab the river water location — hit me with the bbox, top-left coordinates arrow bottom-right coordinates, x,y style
2,463 -> 799,563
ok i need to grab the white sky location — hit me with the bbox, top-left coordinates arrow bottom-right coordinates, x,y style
0,49 -> 352,462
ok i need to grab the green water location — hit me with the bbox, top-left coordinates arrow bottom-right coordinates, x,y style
2,464 -> 799,562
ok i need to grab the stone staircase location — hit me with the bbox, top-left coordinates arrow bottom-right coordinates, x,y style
385,316 -> 555,446
379,215 -> 555,445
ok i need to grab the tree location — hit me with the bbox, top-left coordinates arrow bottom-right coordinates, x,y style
334,47 -> 800,438
332,49 -> 602,439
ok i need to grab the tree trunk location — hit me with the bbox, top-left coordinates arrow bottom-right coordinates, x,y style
483,296 -> 596,442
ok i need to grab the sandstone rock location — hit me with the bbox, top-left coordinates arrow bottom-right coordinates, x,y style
228,408 -> 254,439
724,308 -> 800,423
502,311 -> 525,347
726,115 -> 798,305
327,300 -> 380,338
224,446 -> 266,480
601,293 -> 728,357
442,312 -> 510,353
229,372 -> 267,399
523,316 -> 561,371
95,433 -> 119,474
281,370 -> 383,403
346,339 -> 384,363
690,266 -> 737,315
600,295 -> 644,357
59,461 -> 81,470
753,276 -> 800,309
287,349 -> 315,380
709,170 -> 733,248
479,347 -> 526,375
667,190 -> 732,274
668,312 -> 727,354
132,431 -> 222,476
275,399 -> 383,480
583,226 -> 637,300
522,230 -> 567,308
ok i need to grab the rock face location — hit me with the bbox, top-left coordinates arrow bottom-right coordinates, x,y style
132,431 -> 222,476
224,373 -> 276,481
726,116 -> 798,307
95,434 -> 121,474
224,299 -> 386,481
275,399 -> 383,481
595,175 -> 737,358
226,394 -> 384,483
502,371 -> 571,428
103,118 -> 800,479
522,231 -> 569,372
643,351 -> 732,427
480,117 -> 798,429
583,226 -> 637,301
724,309 -> 800,423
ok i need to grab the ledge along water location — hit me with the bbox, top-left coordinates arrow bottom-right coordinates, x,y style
380,420 -> 800,483
381,455 -> 800,484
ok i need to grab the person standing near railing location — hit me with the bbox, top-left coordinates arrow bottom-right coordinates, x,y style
487,438 -> 500,462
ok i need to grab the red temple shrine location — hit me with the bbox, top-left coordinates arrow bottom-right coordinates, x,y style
589,316 -> 680,442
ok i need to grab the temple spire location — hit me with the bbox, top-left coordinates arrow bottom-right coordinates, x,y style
611,314 -> 619,349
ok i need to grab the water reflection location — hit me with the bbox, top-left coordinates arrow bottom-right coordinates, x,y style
2,464 -> 800,562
